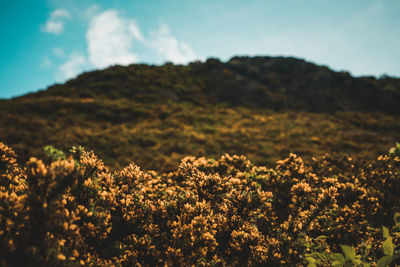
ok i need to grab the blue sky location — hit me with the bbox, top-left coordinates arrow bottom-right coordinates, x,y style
1,0 -> 399,98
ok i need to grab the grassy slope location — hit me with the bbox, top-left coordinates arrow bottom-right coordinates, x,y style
1,56 -> 400,172
1,96 -> 400,172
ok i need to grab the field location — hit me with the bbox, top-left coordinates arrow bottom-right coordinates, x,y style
1,97 -> 400,173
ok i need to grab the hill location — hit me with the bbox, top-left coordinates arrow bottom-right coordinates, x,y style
16,56 -> 400,113
1,56 -> 400,171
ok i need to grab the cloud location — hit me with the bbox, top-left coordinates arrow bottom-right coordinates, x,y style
53,47 -> 65,57
150,23 -> 197,64
86,10 -> 143,68
52,8 -> 198,82
56,52 -> 87,81
41,9 -> 71,35
84,5 -> 101,19
40,57 -> 52,69
128,22 -> 144,42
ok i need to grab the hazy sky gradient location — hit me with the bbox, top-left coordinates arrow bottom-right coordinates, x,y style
1,0 -> 399,98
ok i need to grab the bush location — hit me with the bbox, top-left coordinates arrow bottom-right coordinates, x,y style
304,212 -> 400,267
0,142 -> 399,266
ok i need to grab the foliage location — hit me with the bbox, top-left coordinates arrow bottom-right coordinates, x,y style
1,142 -> 399,266
1,98 -> 400,172
43,145 -> 65,162
389,142 -> 400,157
305,213 -> 400,267
1,56 -> 400,172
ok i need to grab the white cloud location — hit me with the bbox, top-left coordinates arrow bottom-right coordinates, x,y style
52,9 -> 70,18
41,9 -> 71,35
84,5 -> 101,19
150,23 -> 197,64
128,23 -> 144,42
56,52 -> 87,81
40,57 -> 52,69
51,8 -> 198,83
53,47 -> 65,57
86,10 -> 143,68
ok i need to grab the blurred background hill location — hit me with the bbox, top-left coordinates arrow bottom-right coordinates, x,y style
1,56 -> 400,172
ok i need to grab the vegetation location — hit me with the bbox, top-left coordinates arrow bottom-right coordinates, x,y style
1,98 -> 400,172
0,142 -> 399,266
304,215 -> 400,267
389,143 -> 400,157
1,56 -> 400,172
1,56 -> 400,265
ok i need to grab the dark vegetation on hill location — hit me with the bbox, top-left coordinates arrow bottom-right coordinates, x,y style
1,56 -> 400,172
17,56 -> 400,114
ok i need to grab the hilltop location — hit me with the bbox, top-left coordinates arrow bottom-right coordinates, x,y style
18,56 -> 400,113
1,56 -> 400,171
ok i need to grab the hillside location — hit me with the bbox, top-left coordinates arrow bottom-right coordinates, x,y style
1,56 -> 400,171
17,56 -> 400,113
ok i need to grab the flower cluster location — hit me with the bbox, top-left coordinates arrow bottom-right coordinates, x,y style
0,142 -> 399,266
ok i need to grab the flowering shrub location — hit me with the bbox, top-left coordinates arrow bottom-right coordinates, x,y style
304,213 -> 400,267
0,142 -> 399,266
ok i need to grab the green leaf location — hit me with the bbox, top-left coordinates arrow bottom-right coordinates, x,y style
315,235 -> 328,240
381,226 -> 394,256
309,252 -> 329,262
394,212 -> 400,225
340,245 -> 356,261
43,145 -> 65,162
383,238 -> 394,256
305,256 -> 317,267
382,226 -> 391,240
376,255 -> 393,267
331,262 -> 344,267
393,232 -> 400,237
331,253 -> 346,264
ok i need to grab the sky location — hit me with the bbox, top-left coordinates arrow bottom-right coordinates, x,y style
0,0 -> 399,98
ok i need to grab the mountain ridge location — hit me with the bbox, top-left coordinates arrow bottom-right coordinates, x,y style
15,56 -> 400,114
